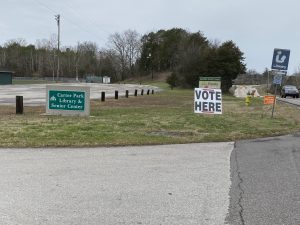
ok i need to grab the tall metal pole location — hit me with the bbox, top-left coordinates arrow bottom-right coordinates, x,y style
267,70 -> 270,91
271,70 -> 282,118
271,84 -> 277,118
148,53 -> 153,80
55,14 -> 60,81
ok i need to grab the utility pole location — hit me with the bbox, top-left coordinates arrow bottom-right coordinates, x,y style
55,14 -> 60,81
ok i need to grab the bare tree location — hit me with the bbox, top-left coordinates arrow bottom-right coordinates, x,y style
4,38 -> 27,47
72,41 -> 99,80
36,35 -> 57,78
0,47 -> 6,68
73,42 -> 83,81
125,30 -> 141,73
108,29 -> 141,80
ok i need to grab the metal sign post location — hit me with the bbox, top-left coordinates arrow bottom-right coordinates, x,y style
270,48 -> 290,118
271,71 -> 283,118
271,84 -> 277,118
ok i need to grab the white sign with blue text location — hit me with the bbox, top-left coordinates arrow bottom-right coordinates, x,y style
194,88 -> 222,114
273,71 -> 285,85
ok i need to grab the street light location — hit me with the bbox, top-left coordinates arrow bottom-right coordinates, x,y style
147,53 -> 153,80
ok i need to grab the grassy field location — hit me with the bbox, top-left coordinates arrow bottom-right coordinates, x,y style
0,86 -> 299,147
12,79 -> 56,85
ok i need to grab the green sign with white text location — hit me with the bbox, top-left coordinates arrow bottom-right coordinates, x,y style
48,90 -> 85,111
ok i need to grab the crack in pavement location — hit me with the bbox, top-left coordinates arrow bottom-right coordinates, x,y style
227,135 -> 300,225
226,142 -> 245,225
234,145 -> 245,225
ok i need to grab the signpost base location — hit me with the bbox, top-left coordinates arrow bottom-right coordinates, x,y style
271,84 -> 277,118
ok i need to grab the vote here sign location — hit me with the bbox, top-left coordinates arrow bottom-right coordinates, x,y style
194,88 -> 222,114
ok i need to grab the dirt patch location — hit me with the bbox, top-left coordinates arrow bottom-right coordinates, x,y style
148,131 -> 195,137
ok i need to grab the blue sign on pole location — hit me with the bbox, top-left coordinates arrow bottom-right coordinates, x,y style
273,73 -> 283,85
271,48 -> 290,71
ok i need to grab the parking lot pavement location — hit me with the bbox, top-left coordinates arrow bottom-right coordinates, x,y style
0,83 -> 161,106
0,142 -> 233,225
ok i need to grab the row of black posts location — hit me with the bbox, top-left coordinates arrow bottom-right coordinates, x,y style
101,89 -> 154,102
15,89 -> 155,114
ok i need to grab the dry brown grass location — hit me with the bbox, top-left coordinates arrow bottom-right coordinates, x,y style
0,89 -> 299,147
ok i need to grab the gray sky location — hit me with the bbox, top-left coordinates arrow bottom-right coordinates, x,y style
1,0 -> 300,74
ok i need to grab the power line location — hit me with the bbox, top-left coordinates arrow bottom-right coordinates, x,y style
33,0 -> 58,14
32,0 -> 108,44
62,15 -> 107,43
58,0 -> 113,37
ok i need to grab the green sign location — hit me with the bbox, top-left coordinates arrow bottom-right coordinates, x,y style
48,90 -> 85,111
199,77 -> 221,81
199,77 -> 221,89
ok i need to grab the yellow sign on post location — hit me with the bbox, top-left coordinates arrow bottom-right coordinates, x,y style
264,95 -> 275,105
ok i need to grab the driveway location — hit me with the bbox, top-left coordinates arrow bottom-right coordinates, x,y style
0,143 -> 233,225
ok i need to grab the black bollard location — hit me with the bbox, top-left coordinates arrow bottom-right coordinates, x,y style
141,89 -> 144,95
16,96 -> 23,114
101,92 -> 105,102
152,89 -> 154,95
125,90 -> 129,98
134,89 -> 138,96
147,89 -> 150,95
115,90 -> 118,99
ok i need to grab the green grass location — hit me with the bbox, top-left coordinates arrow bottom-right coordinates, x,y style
12,79 -> 56,85
0,86 -> 299,147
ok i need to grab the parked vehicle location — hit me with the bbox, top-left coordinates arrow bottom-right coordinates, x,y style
281,85 -> 299,98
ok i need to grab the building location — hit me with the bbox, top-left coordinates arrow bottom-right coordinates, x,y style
0,71 -> 13,85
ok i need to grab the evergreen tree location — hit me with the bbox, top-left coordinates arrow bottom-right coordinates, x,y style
216,41 -> 246,92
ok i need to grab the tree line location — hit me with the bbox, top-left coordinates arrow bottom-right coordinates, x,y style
0,28 -> 246,91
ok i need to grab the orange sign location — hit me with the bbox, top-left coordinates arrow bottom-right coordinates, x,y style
264,95 -> 275,105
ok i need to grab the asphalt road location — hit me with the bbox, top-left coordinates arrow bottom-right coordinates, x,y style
0,143 -> 233,225
0,83 -> 161,106
227,133 -> 300,225
277,96 -> 300,107
1,134 -> 300,225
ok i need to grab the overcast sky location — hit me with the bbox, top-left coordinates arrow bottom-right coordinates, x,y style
1,0 -> 300,74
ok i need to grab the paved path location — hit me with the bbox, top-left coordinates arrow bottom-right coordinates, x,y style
0,83 -> 160,106
0,143 -> 233,225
